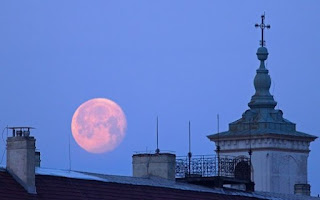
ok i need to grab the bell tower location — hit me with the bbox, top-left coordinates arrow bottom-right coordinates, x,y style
207,14 -> 317,195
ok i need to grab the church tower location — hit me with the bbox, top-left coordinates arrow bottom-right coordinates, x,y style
207,14 -> 317,195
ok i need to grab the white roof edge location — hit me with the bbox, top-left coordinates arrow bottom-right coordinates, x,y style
35,168 -> 318,200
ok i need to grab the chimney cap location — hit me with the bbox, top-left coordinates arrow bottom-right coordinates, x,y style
7,127 -> 35,130
8,127 -> 35,137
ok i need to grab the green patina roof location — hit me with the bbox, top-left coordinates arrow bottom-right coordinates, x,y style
208,128 -> 317,140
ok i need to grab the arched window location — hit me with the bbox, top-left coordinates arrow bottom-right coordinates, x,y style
234,156 -> 251,181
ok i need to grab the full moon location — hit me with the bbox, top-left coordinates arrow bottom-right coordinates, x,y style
71,98 -> 127,153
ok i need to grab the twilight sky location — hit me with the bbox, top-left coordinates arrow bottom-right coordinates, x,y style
0,1 -> 319,195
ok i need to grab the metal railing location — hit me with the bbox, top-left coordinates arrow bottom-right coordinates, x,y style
175,155 -> 251,180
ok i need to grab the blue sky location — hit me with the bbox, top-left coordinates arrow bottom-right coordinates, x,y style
0,1 -> 319,195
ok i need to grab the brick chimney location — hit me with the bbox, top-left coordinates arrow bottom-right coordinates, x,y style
132,153 -> 176,180
6,127 -> 36,194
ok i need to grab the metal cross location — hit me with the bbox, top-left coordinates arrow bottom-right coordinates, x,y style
255,13 -> 271,47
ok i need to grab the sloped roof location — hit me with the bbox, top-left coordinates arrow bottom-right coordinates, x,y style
0,168 -> 267,200
1,167 -> 318,200
0,169 -> 30,200
207,109 -> 317,141
208,129 -> 317,140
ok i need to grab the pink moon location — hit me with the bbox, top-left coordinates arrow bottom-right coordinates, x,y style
71,98 -> 127,153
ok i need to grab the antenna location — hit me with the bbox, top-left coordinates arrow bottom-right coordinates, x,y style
249,123 -> 252,155
155,116 -> 160,154
248,122 -> 252,181
68,132 -> 72,171
188,121 -> 191,154
188,121 -> 192,176
217,114 -> 220,142
217,114 -> 221,177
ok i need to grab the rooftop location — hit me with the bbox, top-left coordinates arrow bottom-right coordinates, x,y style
1,167 -> 318,200
0,167 -> 266,200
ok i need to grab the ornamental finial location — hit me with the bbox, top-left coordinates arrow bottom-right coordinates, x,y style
255,13 -> 271,47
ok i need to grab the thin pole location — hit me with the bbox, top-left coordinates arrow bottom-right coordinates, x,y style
248,122 -> 252,181
217,114 -> 220,139
157,116 -> 158,149
68,132 -> 71,171
217,114 -> 221,177
249,122 -> 252,157
155,116 -> 160,154
189,121 -> 191,153
188,121 -> 192,176
261,14 -> 264,46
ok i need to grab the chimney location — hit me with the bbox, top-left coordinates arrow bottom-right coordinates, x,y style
294,184 -> 311,196
6,127 -> 36,194
132,153 -> 176,180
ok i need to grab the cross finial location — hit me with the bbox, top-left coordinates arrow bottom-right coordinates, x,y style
255,13 -> 271,47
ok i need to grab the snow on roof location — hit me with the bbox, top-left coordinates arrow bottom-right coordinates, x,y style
35,167 -> 267,199
36,167 -> 106,182
31,168 -> 319,200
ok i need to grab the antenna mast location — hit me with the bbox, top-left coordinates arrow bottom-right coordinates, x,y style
68,132 -> 72,171
155,116 -> 160,154
248,122 -> 252,181
249,122 -> 252,158
188,121 -> 192,176
217,114 -> 221,177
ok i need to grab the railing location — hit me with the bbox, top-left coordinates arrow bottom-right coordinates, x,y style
175,155 -> 251,180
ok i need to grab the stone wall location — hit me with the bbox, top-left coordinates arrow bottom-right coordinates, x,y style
217,137 -> 309,194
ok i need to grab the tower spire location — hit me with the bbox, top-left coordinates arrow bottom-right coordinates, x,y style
248,14 -> 277,110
